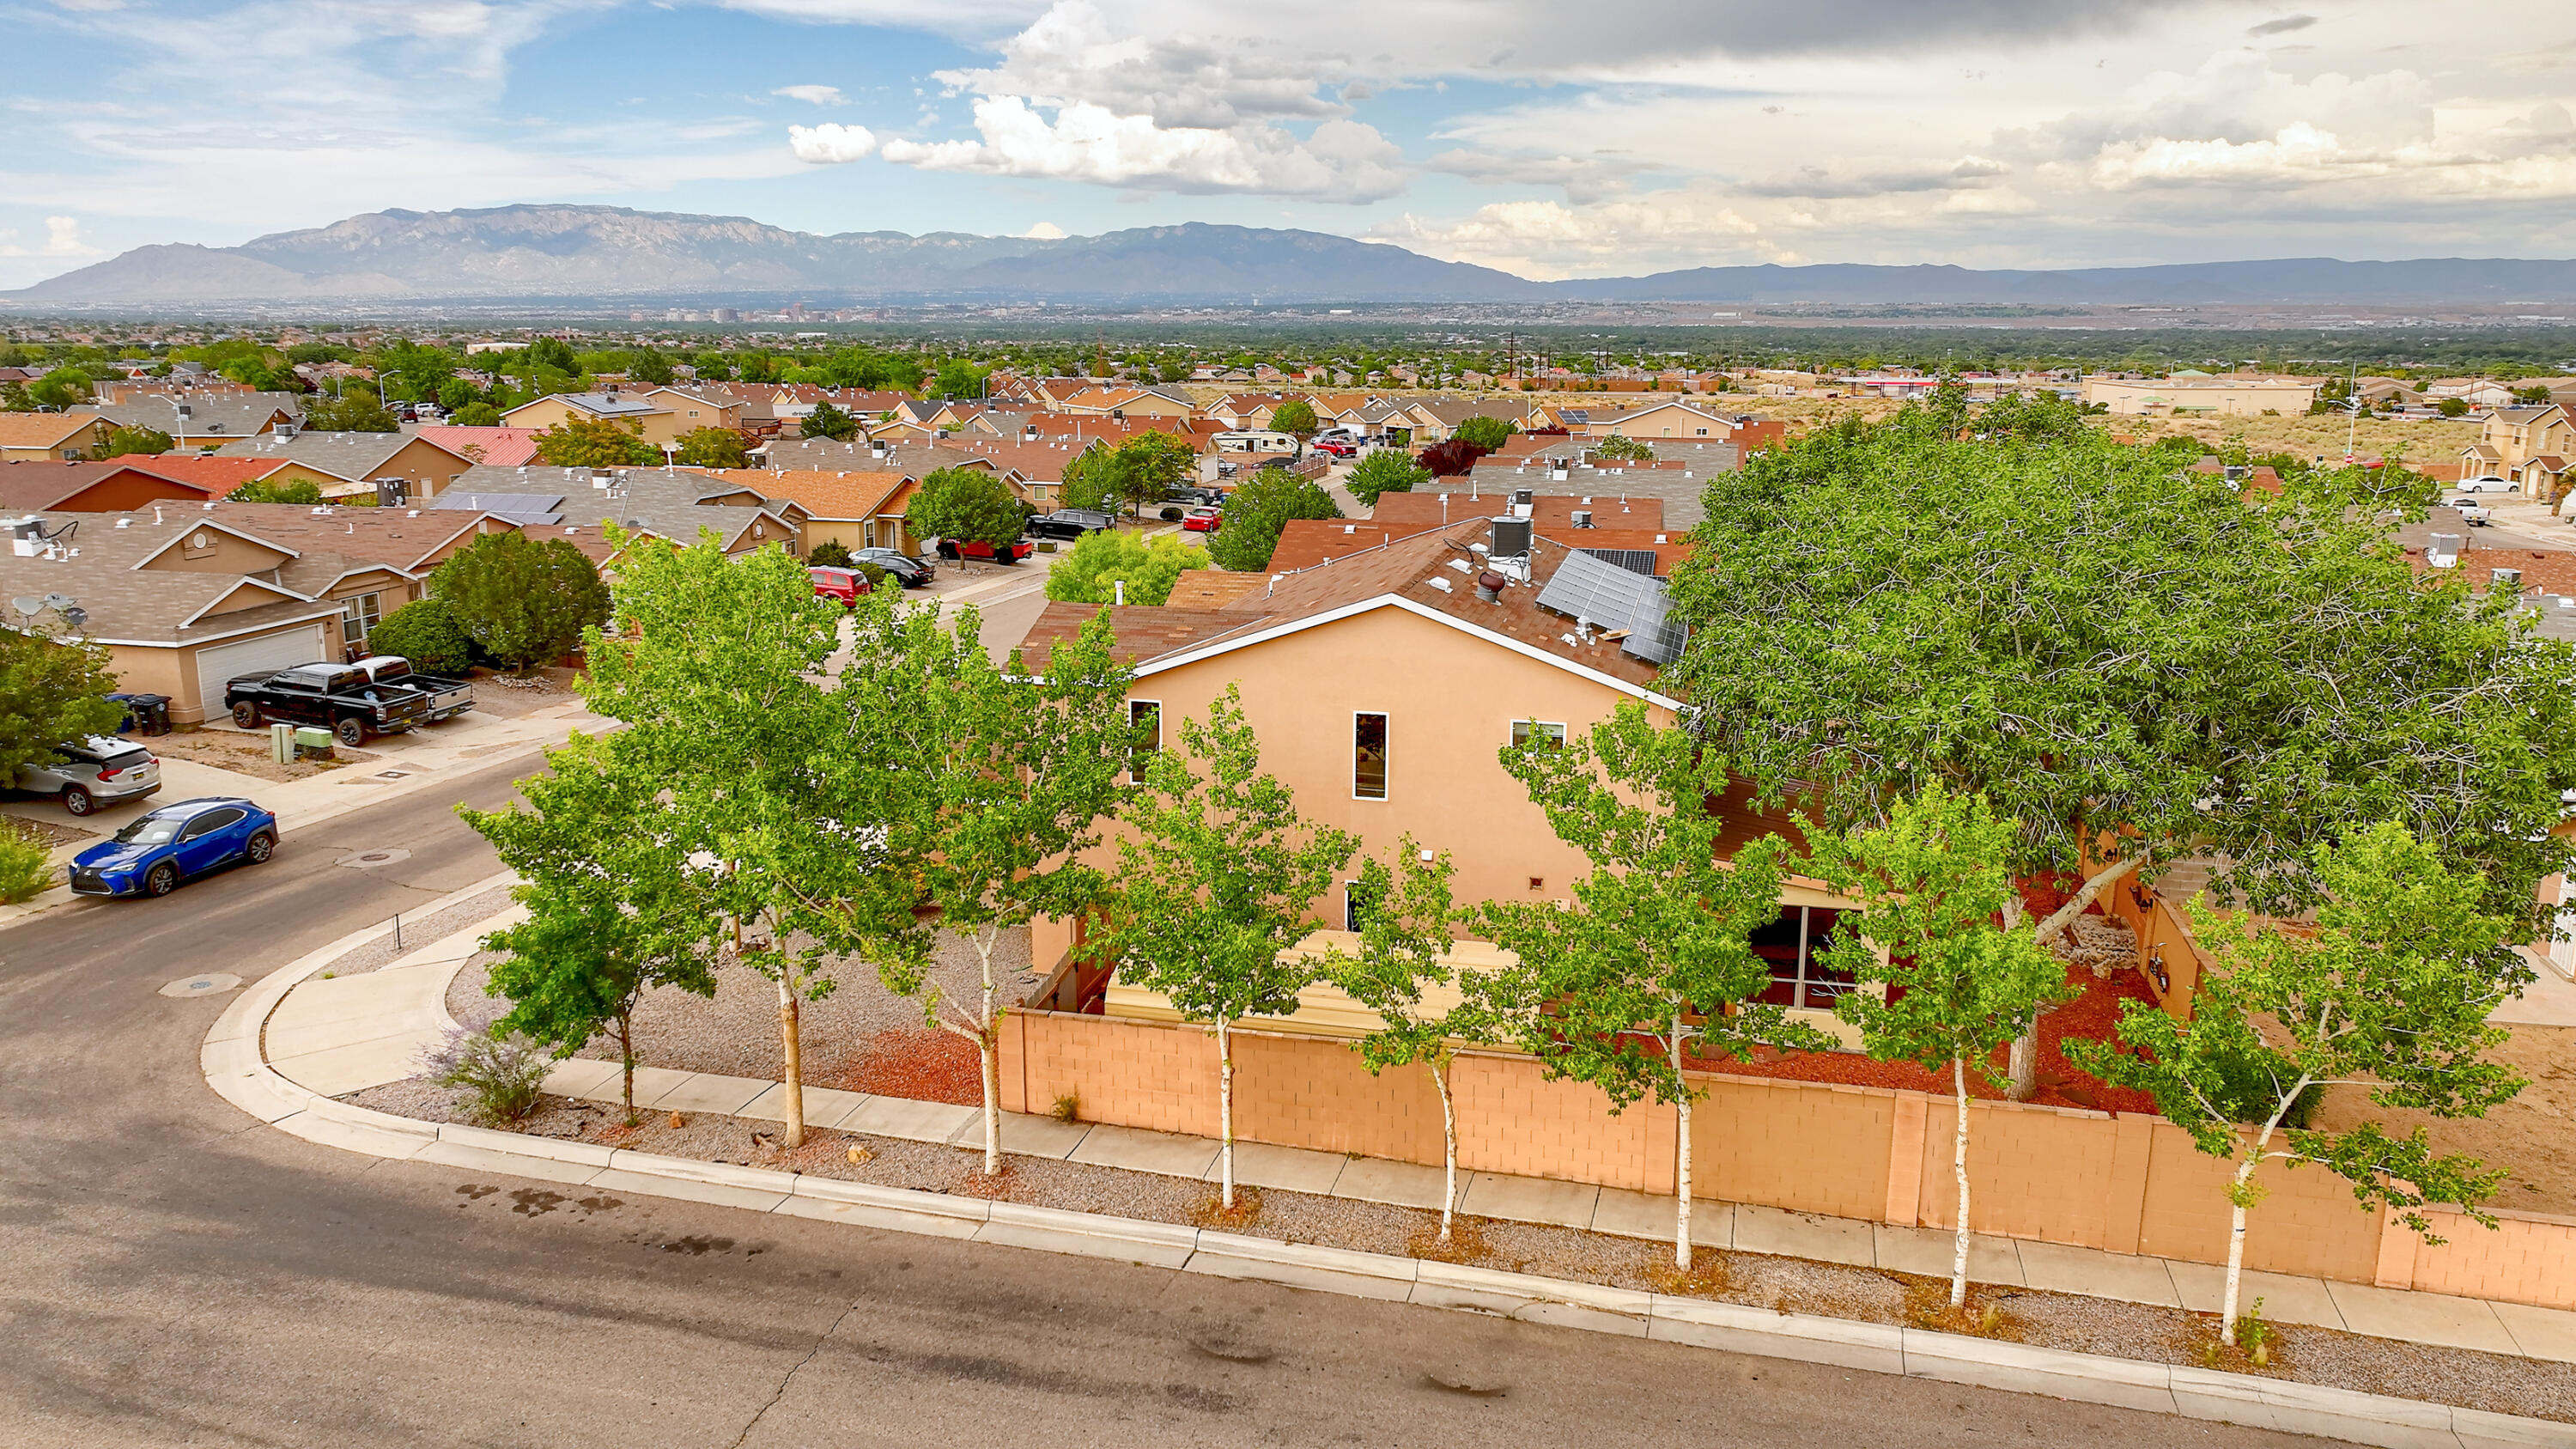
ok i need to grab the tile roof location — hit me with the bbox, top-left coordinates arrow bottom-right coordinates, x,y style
0,460 -> 232,511
410,424 -> 541,467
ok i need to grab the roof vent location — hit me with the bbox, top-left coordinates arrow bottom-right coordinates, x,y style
1428,576 -> 1453,594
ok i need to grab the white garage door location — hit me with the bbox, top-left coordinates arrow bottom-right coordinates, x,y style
194,624 -> 336,722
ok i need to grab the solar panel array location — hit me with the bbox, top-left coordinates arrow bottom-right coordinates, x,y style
1577,547 -> 1661,577
1534,548 -> 1688,667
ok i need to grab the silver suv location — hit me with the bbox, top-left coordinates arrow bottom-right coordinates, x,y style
17,734 -> 161,816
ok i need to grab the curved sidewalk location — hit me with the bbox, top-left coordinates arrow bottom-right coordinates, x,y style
205,879 -> 2576,1449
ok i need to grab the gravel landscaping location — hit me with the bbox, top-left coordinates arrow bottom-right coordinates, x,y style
329,886 -> 519,975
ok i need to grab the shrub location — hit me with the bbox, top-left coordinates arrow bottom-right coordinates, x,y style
0,823 -> 52,903
100,425 -> 175,458
229,478 -> 326,505
425,1030 -> 552,1125
365,598 -> 475,674
432,532 -> 611,671
906,466 -> 1024,549
1348,449 -> 1430,507
1159,505 -> 1184,521
805,539 -> 855,568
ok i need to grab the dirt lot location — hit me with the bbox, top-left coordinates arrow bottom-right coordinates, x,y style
2315,1022 -> 2576,1216
152,728 -> 381,782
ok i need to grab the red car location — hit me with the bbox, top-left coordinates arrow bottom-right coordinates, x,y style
1182,506 -> 1224,533
1313,440 -> 1357,458
935,537 -> 1037,564
809,565 -> 874,606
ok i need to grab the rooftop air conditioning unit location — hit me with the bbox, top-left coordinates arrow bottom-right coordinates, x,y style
2493,568 -> 2524,591
1571,510 -> 1594,528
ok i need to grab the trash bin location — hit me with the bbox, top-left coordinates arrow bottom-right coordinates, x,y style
105,692 -> 171,736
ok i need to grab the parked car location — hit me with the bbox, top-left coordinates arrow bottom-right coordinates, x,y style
15,734 -> 159,817
70,795 -> 277,898
1163,485 -> 1224,507
851,547 -> 934,588
1028,508 -> 1115,540
2456,476 -> 2518,494
225,662 -> 431,747
1182,505 -> 1224,533
809,564 -> 875,606
1312,440 -> 1357,459
934,536 -> 1037,563
349,654 -> 475,722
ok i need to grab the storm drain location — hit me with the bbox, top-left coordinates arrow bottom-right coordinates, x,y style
160,973 -> 243,998
335,849 -> 412,869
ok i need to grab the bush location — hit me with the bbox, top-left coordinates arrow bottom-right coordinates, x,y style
1348,449 -> 1430,507
1159,505 -> 1184,521
805,539 -> 855,568
0,823 -> 52,903
433,532 -> 611,671
365,598 -> 475,674
228,478 -> 325,505
425,1029 -> 551,1125
100,425 -> 174,459
906,466 -> 1024,549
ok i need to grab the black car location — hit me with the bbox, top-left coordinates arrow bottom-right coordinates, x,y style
1029,508 -> 1115,540
1164,485 -> 1224,507
851,547 -> 934,587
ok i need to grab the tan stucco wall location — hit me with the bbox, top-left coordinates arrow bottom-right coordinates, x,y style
102,643 -> 193,720
137,529 -> 295,575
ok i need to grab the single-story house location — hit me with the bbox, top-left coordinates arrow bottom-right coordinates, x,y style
0,412 -> 118,462
81,392 -> 304,450
213,429 -> 477,501
502,391 -> 683,445
0,460 -> 223,513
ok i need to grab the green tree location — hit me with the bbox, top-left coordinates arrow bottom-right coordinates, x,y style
1803,782 -> 2071,1309
1321,837 -> 1488,1240
1206,472 -> 1341,571
27,368 -> 93,410
0,631 -> 123,784
363,597 -> 473,673
302,394 -> 401,432
1591,433 -> 1652,461
431,531 -> 611,671
1670,400 -> 2576,1099
801,399 -> 860,441
629,347 -> 676,387
1060,441 -> 1116,513
933,360 -> 988,399
1476,701 -> 1831,1269
1110,432 -> 1196,518
1269,399 -> 1320,440
452,402 -> 503,427
464,731 -> 720,1119
578,527 -> 891,1148
2071,824 -> 2528,1345
1043,530 -> 1208,606
805,539 -> 854,568
673,426 -> 748,468
839,599 -> 1133,1172
532,416 -> 658,468
906,466 -> 1024,551
526,337 -> 580,375
1109,685 -> 1358,1209
1346,450 -> 1429,508
1454,415 -> 1518,452
227,478 -> 326,505
100,425 -> 173,458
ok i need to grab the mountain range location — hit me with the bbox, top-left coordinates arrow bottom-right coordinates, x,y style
12,205 -> 2576,307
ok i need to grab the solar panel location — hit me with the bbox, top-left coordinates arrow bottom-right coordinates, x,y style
1534,549 -> 1689,667
1577,547 -> 1660,577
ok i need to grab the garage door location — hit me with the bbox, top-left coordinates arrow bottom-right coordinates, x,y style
194,623 -> 335,723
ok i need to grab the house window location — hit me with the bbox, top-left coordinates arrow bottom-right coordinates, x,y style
340,592 -> 381,650
1353,711 -> 1388,800
1128,700 -> 1161,782
1511,720 -> 1566,751
1752,904 -> 1853,1010
1344,876 -> 1382,932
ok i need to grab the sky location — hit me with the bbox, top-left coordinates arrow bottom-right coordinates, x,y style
1,0 -> 2572,289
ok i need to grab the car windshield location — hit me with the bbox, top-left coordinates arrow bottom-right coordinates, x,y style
114,815 -> 184,845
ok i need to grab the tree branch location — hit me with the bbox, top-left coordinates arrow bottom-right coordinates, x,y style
2033,847 -> 2151,947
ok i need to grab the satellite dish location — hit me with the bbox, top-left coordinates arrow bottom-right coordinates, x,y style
59,606 -> 87,630
9,597 -> 39,617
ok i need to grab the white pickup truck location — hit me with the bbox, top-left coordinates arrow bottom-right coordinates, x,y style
349,654 -> 476,723
2449,496 -> 2496,527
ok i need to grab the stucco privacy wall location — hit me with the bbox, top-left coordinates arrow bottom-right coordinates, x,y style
998,1008 -> 2576,1310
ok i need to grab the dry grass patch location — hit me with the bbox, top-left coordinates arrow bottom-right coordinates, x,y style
1643,1256 -> 1734,1300
1406,1217 -> 1496,1266
1189,1186 -> 1265,1229
1900,1277 -> 2027,1341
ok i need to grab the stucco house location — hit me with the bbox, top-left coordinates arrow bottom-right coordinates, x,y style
2460,405 -> 2573,500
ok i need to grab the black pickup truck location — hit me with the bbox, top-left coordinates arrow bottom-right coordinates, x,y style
225,663 -> 432,747
349,654 -> 475,722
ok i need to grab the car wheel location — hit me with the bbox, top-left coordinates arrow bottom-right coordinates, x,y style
245,831 -> 274,864
334,716 -> 366,748
62,785 -> 94,817
231,703 -> 261,728
144,862 -> 178,898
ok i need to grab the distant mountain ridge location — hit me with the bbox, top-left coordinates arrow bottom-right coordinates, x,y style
11,204 -> 2576,307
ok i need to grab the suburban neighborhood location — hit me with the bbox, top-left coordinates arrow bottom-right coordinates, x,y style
8,3 -> 2576,1446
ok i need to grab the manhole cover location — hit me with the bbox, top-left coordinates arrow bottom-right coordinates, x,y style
160,972 -> 242,998
374,770 -> 413,781
335,849 -> 412,868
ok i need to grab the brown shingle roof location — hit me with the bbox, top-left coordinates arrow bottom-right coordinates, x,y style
0,414 -> 106,448
696,468 -> 912,520
1017,602 -> 1268,670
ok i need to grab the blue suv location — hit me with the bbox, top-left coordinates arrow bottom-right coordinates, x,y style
70,796 -> 278,898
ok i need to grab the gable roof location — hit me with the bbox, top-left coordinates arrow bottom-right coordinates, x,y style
82,392 -> 302,439
215,429 -> 466,480
0,413 -> 109,448
411,424 -> 542,467
696,468 -> 913,521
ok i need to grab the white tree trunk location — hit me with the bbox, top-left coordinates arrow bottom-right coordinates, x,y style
777,971 -> 806,1150
1671,1019 -> 1693,1271
1951,1057 -> 1972,1309
1216,1014 -> 1236,1210
975,926 -> 1001,1176
2222,1186 -> 2251,1345
1433,1056 -> 1458,1242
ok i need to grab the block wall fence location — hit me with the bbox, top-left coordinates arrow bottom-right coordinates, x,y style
995,1008 -> 2576,1312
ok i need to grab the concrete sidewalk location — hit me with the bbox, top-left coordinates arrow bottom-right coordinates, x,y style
252,887 -> 2576,1371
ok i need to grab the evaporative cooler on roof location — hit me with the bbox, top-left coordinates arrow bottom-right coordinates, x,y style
1535,548 -> 1689,667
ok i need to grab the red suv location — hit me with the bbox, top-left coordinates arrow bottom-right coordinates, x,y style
935,537 -> 1037,564
809,565 -> 874,606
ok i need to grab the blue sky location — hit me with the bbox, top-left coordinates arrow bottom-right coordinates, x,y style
2,0 -> 2572,289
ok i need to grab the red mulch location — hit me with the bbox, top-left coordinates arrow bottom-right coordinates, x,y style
830,1027 -> 984,1105
1690,963 -> 2164,1115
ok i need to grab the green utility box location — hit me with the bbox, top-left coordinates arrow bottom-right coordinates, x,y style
293,727 -> 335,760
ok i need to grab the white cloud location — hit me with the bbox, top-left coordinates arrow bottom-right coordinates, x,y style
1374,192 -> 1768,279
772,84 -> 845,106
0,216 -> 105,259
788,121 -> 879,162
878,95 -> 1406,202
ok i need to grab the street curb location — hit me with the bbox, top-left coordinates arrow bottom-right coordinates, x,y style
204,904 -> 2576,1449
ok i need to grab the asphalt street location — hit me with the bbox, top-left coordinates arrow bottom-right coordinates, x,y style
0,747 -> 2326,1447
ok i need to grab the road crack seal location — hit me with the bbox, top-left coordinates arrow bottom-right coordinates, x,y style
726,1298 -> 861,1449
